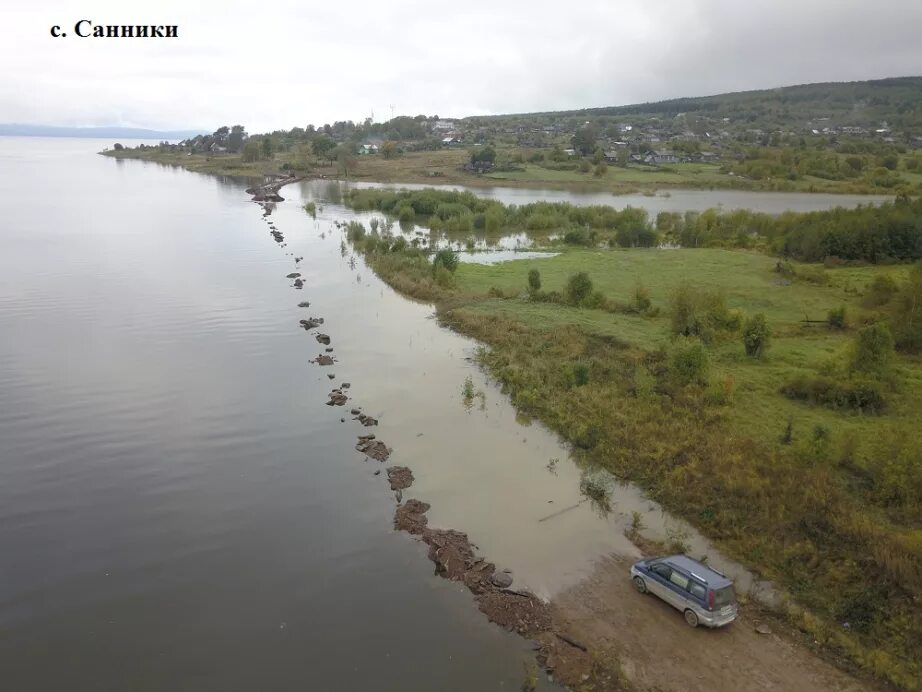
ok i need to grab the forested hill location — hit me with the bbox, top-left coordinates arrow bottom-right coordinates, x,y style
471,77 -> 922,133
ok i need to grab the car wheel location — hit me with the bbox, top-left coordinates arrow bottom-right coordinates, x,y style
684,609 -> 699,628
633,576 -> 647,594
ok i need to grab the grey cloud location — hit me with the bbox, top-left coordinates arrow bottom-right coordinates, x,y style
2,0 -> 919,131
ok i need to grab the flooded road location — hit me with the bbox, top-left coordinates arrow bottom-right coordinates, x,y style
0,141 -> 873,691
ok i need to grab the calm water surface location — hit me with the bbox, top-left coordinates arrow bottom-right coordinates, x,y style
1,140 -> 870,691
0,138 -> 555,692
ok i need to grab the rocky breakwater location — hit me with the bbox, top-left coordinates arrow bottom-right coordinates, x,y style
246,173 -> 305,203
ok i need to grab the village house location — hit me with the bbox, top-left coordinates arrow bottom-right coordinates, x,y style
358,143 -> 378,155
643,150 -> 679,165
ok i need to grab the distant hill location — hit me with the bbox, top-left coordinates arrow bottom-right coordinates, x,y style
0,124 -> 205,140
468,76 -> 922,132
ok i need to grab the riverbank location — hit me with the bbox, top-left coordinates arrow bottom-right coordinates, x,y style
340,212 -> 921,688
100,146 -> 913,196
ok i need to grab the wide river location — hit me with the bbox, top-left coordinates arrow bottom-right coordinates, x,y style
0,138 -> 886,691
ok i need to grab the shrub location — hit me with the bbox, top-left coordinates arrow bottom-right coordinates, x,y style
570,362 -> 590,387
890,265 -> 922,352
432,247 -> 459,274
671,337 -> 710,386
742,313 -> 771,358
632,282 -> 652,313
849,322 -> 894,375
433,264 -> 455,288
565,272 -> 594,306
398,206 -> 416,224
780,376 -> 886,413
796,266 -> 828,285
670,285 -> 738,342
527,268 -> 541,292
578,159 -> 591,173
304,201 -> 317,218
827,305 -> 848,330
346,221 -> 366,241
563,228 -> 592,246
864,274 -> 899,307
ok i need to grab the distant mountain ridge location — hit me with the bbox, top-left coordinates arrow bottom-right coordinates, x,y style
0,124 -> 205,140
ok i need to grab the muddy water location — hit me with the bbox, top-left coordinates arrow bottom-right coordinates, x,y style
289,181 -> 765,598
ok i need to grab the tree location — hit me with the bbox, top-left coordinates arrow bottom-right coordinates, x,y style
312,135 -> 336,162
470,146 -> 496,164
241,140 -> 262,163
742,313 -> 771,358
572,123 -> 599,156
262,137 -> 274,158
527,268 -> 541,293
381,140 -> 398,159
227,125 -> 246,153
566,272 -> 593,306
671,337 -> 710,386
849,322 -> 894,375
113,142 -> 124,150
334,144 -> 355,175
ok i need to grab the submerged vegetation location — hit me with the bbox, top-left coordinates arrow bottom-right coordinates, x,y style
347,187 -> 922,264
340,193 -> 922,688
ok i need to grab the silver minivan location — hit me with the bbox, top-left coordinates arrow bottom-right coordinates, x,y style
630,554 -> 738,627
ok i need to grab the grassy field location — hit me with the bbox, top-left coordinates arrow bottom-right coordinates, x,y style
351,235 -> 922,689
102,146 -> 917,195
453,249 -> 917,446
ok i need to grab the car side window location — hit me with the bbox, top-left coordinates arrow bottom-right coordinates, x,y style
668,570 -> 690,590
688,581 -> 706,601
651,563 -> 671,580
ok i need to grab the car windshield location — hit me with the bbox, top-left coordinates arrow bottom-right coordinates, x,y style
713,585 -> 736,607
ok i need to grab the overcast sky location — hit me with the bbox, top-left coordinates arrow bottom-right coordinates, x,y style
3,0 -> 921,133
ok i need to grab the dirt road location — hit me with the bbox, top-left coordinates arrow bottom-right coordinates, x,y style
552,556 -> 874,692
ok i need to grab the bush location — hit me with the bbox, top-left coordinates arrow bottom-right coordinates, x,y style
827,306 -> 848,330
849,322 -> 894,375
432,247 -> 459,274
578,159 -> 591,173
742,313 -> 771,357
398,206 -> 416,224
670,285 -> 739,342
433,265 -> 455,288
891,265 -> 922,352
527,268 -> 541,292
632,282 -> 652,313
570,362 -> 590,387
346,221 -> 366,241
671,337 -> 710,386
565,272 -> 594,306
780,376 -> 886,413
796,266 -> 828,285
864,274 -> 899,307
